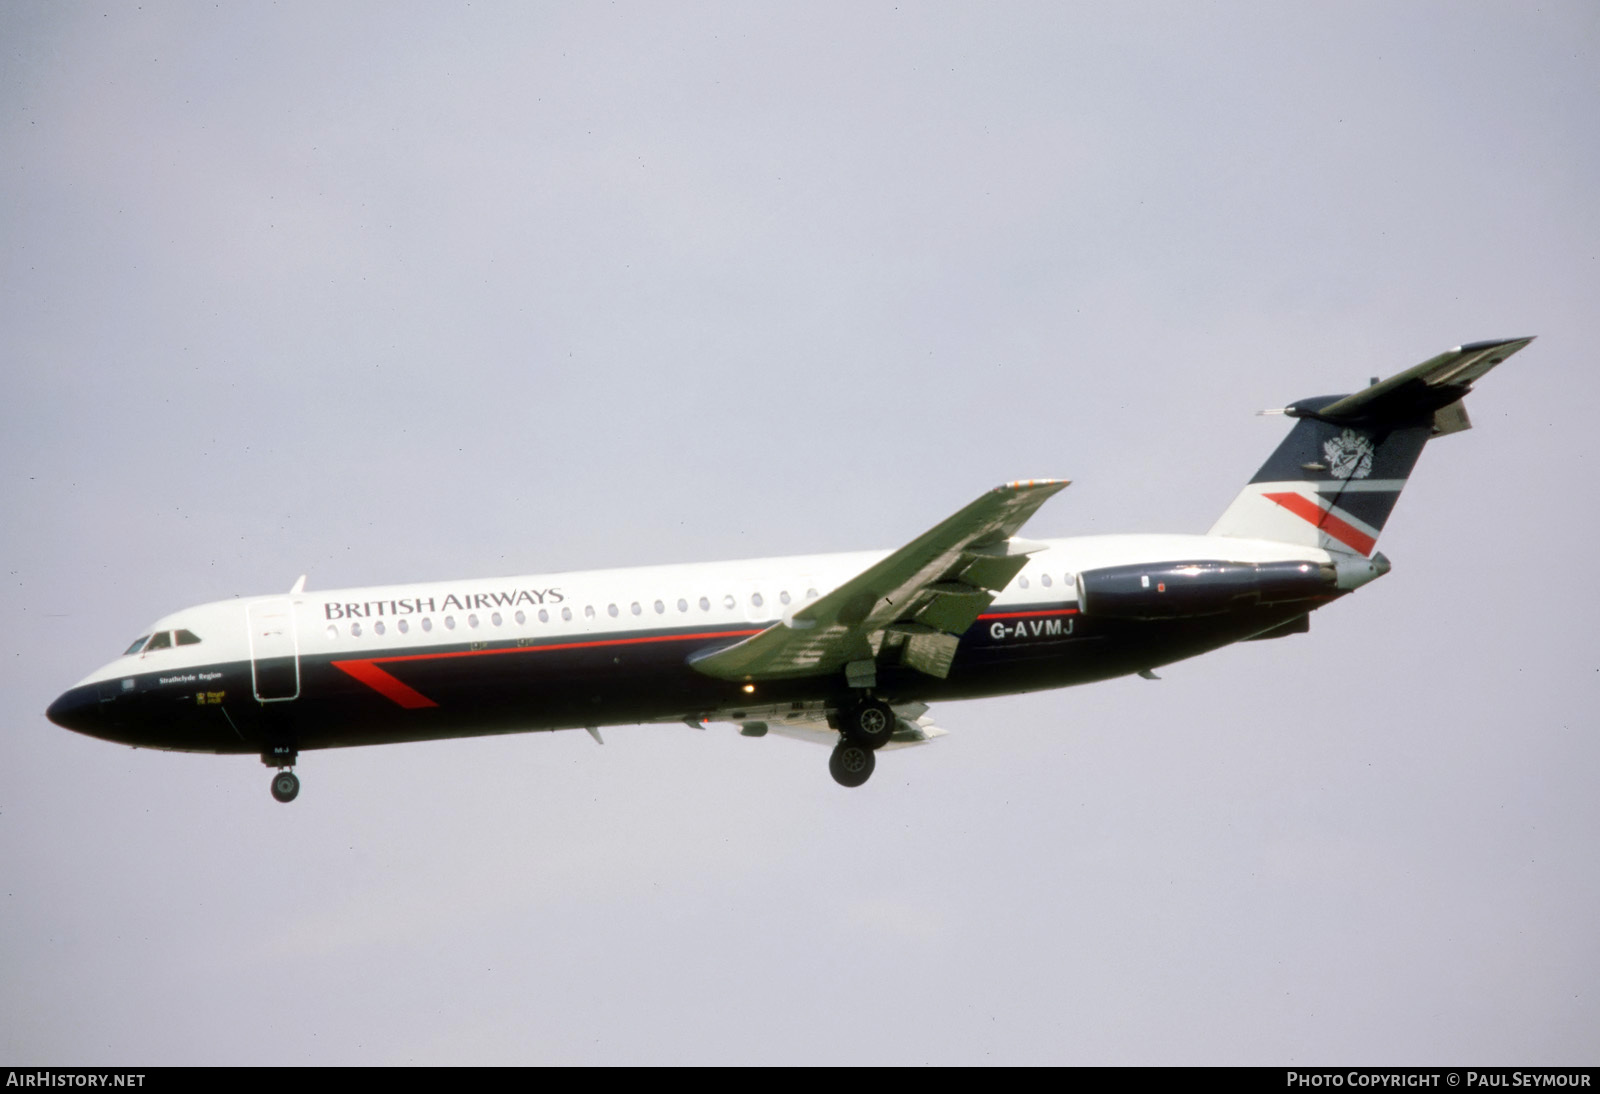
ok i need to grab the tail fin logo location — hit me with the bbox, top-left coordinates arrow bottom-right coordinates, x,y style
1324,429 -> 1375,480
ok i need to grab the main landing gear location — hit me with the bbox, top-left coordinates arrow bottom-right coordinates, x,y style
838,697 -> 897,750
829,741 -> 875,788
263,747 -> 300,804
829,697 -> 897,788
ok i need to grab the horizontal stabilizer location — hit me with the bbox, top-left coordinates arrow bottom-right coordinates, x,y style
1309,337 -> 1533,424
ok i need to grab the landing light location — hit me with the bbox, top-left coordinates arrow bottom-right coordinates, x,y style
742,684 -> 756,694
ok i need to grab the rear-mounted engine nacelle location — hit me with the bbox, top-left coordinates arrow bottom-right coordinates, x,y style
1075,560 -> 1337,620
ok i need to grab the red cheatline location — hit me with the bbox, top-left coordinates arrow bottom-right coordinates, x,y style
977,608 -> 1079,620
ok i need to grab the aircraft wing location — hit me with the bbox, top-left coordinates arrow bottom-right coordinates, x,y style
689,479 -> 1068,682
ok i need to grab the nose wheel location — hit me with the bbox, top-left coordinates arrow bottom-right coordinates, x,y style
263,747 -> 301,803
270,770 -> 301,803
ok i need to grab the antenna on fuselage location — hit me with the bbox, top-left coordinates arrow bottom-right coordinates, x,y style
289,574 -> 307,594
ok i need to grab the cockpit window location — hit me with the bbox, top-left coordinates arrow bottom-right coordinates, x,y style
174,629 -> 201,646
123,635 -> 151,656
144,631 -> 172,651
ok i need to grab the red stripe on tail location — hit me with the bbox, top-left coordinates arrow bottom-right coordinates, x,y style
1262,492 -> 1377,555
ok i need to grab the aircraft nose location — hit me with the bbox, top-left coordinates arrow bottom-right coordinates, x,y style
46,685 -> 103,735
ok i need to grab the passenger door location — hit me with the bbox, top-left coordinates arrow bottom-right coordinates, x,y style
247,599 -> 301,701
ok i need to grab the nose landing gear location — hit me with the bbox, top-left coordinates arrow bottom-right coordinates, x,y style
270,769 -> 300,803
263,746 -> 300,804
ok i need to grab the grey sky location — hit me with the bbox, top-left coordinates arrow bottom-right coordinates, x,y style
3,1 -> 1597,1064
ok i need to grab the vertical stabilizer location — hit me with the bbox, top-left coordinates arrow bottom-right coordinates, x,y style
1208,414 -> 1430,555
1208,337 -> 1533,555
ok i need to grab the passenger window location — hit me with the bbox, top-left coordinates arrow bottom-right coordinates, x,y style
422,618 -> 433,632
699,597 -> 710,611
351,622 -> 363,637
1041,574 -> 1053,588
723,595 -> 736,610
780,590 -> 791,606
677,598 -> 688,612
562,607 -> 573,622
751,592 -> 764,608
491,612 -> 502,627
584,605 -> 596,620
123,635 -> 151,655
654,600 -> 665,614
539,609 -> 549,623
631,602 -> 642,616
326,625 -> 338,640
607,604 -> 619,618
145,631 -> 172,651
445,616 -> 456,630
514,610 -> 525,625
806,588 -> 819,600
399,619 -> 410,634
1018,576 -> 1030,589
468,614 -> 480,628
174,629 -> 201,646
375,621 -> 386,636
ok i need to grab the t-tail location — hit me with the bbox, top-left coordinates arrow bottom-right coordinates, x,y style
1209,337 -> 1534,555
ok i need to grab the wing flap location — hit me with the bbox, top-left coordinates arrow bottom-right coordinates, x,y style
901,632 -> 961,679
689,480 -> 1068,682
952,551 -> 1035,592
910,584 -> 995,634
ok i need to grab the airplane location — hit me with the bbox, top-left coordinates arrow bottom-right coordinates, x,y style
46,337 -> 1533,802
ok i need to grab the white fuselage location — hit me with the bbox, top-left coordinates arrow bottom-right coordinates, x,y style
76,533 -> 1347,690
